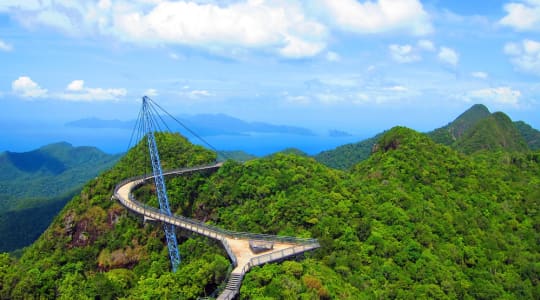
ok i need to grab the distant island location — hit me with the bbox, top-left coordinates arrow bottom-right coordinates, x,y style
328,129 -> 352,137
66,114 -> 315,137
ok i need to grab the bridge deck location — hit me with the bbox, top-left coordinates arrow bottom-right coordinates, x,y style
113,164 -> 320,300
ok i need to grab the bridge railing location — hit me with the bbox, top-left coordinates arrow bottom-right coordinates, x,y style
113,164 -> 319,246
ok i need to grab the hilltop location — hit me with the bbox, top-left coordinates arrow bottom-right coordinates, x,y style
428,104 -> 492,145
453,112 -> 528,154
314,133 -> 382,170
316,104 -> 539,170
427,105 -> 530,154
0,128 -> 537,299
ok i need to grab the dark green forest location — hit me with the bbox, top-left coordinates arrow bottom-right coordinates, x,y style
0,121 -> 538,299
0,142 -> 120,252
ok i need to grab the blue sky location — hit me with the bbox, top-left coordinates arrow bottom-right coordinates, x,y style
0,0 -> 539,143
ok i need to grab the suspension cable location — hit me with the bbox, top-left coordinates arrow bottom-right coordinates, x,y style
144,96 -> 231,161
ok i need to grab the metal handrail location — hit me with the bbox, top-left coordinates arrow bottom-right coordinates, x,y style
113,164 -> 318,245
113,162 -> 321,300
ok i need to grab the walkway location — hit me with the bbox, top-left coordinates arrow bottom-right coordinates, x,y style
113,163 -> 320,299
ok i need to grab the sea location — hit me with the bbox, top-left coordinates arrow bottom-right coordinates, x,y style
0,122 -> 370,156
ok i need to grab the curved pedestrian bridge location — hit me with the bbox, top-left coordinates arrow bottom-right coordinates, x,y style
113,163 -> 320,299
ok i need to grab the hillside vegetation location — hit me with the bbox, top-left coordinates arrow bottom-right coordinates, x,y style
314,133 -> 382,170
514,121 -> 540,150
0,142 -> 120,212
0,142 -> 120,252
0,127 -> 538,299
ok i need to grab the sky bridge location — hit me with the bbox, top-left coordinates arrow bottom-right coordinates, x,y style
113,162 -> 319,299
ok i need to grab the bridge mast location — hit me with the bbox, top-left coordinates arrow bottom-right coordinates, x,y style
141,96 -> 181,272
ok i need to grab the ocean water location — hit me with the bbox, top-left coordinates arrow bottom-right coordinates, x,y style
0,123 -> 368,156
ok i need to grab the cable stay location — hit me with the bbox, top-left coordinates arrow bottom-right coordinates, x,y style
116,96 -> 321,296
127,96 -> 231,161
126,96 -> 232,272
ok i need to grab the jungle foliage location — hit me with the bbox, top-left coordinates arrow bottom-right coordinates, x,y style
0,123 -> 538,299
0,142 -> 120,252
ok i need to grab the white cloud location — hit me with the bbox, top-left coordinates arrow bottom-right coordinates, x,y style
0,39 -> 13,51
12,76 -> 48,98
471,71 -> 488,79
114,1 -> 327,58
35,9 -> 76,34
145,88 -> 158,97
499,0 -> 540,31
317,0 -> 432,35
67,80 -> 84,91
504,39 -> 540,75
438,47 -> 459,66
417,39 -> 435,51
0,0 -> 436,59
326,51 -> 341,62
278,36 -> 326,58
60,80 -> 126,101
0,0 -> 328,59
389,44 -> 420,63
466,87 -> 521,106
188,89 -> 212,99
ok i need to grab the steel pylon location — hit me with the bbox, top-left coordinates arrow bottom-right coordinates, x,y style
141,96 -> 181,272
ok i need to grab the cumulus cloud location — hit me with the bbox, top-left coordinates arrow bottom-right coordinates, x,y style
0,0 -> 327,58
471,71 -> 488,79
466,87 -> 521,106
317,0 -> 432,35
389,44 -> 420,63
499,0 -> 540,31
0,39 -> 13,51
504,39 -> 540,75
60,80 -> 127,101
0,0 -> 437,59
438,47 -> 459,66
12,76 -> 48,98
388,40 -> 441,63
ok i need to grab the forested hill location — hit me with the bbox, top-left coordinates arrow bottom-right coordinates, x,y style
453,112 -> 528,154
514,120 -> 540,150
316,104 -> 538,170
0,129 -> 538,299
428,103 -> 491,145
314,132 -> 383,170
0,142 -> 120,212
427,105 -> 531,154
0,142 -> 120,252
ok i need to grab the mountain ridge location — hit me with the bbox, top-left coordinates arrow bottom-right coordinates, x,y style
315,104 -> 539,170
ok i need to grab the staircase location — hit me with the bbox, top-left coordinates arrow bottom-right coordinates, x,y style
216,272 -> 243,300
